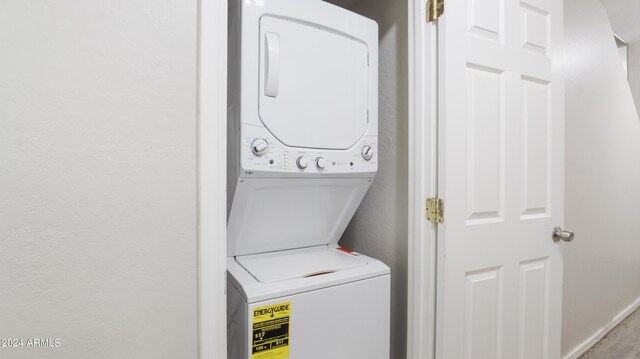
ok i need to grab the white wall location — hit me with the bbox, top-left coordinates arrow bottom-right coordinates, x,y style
630,42 -> 640,119
562,0 -> 640,356
0,1 -> 199,358
335,0 -> 409,358
617,43 -> 628,78
599,0 -> 640,120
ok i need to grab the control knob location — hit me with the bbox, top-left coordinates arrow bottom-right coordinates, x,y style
361,145 -> 374,161
250,138 -> 269,156
315,157 -> 327,169
296,157 -> 308,170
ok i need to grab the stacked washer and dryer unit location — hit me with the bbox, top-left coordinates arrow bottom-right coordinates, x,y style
227,0 -> 390,358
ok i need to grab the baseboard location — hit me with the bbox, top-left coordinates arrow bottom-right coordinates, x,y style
563,295 -> 640,359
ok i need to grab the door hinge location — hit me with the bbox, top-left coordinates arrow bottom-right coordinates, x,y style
426,197 -> 445,224
427,0 -> 444,22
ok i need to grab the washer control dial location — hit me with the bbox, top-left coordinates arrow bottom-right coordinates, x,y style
361,145 -> 374,161
315,157 -> 327,169
296,157 -> 308,170
250,138 -> 269,157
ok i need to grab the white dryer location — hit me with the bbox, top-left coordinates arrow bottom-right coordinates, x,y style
226,0 -> 389,358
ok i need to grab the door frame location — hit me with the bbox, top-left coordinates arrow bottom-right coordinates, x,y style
406,1 -> 438,359
198,0 -> 227,358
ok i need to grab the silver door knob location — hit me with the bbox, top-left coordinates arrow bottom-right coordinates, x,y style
552,227 -> 574,242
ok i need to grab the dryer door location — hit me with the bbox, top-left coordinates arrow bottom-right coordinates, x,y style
258,16 -> 370,150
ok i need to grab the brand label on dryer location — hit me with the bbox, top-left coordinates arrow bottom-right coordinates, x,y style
251,302 -> 290,359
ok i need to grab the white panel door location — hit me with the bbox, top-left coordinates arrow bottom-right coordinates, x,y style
437,0 -> 564,358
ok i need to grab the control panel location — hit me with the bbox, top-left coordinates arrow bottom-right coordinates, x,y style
239,125 -> 377,175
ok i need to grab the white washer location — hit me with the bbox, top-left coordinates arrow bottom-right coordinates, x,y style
227,0 -> 389,358
227,245 -> 390,359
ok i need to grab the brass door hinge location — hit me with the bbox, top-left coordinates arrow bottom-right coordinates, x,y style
427,0 -> 444,22
426,197 -> 444,224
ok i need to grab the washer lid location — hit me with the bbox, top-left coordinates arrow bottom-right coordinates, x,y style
236,246 -> 368,283
258,15 -> 370,150
227,178 -> 372,257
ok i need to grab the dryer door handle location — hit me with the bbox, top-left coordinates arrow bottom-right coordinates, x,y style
265,32 -> 280,98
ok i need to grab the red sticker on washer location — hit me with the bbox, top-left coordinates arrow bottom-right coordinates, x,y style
337,247 -> 354,254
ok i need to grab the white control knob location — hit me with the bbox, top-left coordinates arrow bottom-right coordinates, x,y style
296,157 -> 308,170
361,145 -> 374,161
250,138 -> 269,156
315,157 -> 326,169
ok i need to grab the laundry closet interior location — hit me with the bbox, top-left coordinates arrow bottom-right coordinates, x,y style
224,0 -> 410,358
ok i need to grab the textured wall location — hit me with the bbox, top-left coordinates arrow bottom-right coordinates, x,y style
0,1 -> 199,358
562,0 -> 640,355
337,0 -> 409,358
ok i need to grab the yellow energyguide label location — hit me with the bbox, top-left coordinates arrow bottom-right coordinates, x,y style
251,302 -> 291,359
